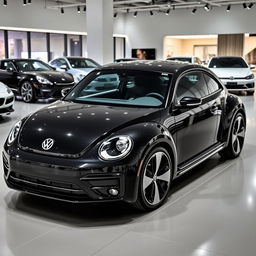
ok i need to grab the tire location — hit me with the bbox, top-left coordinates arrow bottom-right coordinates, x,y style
132,147 -> 173,211
219,112 -> 246,159
20,81 -> 35,103
247,91 -> 254,96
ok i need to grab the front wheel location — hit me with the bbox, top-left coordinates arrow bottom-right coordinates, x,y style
132,147 -> 173,211
20,81 -> 35,103
219,113 -> 246,159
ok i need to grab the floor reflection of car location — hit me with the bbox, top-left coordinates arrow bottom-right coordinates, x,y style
3,61 -> 246,211
49,57 -> 101,83
167,56 -> 202,64
0,59 -> 75,103
208,56 -> 255,95
0,82 -> 14,117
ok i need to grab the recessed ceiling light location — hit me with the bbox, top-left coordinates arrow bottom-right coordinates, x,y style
243,3 -> 247,8
77,6 -> 80,13
248,2 -> 254,9
61,7 -> 64,14
192,8 -> 197,14
165,9 -> 170,15
204,3 -> 210,11
150,10 -> 154,16
3,0 -> 7,6
226,4 -> 231,12
23,0 -> 26,6
134,11 -> 137,17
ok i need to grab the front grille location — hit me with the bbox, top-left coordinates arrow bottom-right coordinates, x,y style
225,84 -> 252,89
8,172 -> 90,201
5,96 -> 14,105
0,98 -> 4,106
3,153 -> 9,177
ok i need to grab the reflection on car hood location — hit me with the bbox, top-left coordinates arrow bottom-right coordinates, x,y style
19,100 -> 161,156
209,68 -> 252,78
23,71 -> 74,83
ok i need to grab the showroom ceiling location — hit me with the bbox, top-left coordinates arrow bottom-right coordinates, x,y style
47,0 -> 256,13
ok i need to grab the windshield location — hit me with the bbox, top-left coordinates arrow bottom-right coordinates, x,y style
65,70 -> 171,108
209,57 -> 248,68
167,57 -> 192,63
15,60 -> 53,72
67,58 -> 100,69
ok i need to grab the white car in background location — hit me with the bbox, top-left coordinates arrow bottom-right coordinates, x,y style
49,57 -> 101,84
0,82 -> 14,117
167,56 -> 202,64
208,56 -> 255,95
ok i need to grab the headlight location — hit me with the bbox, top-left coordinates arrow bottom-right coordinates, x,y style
245,74 -> 254,80
98,135 -> 133,160
36,76 -> 53,85
7,121 -> 22,146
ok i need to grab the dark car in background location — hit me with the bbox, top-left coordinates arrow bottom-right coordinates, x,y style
0,59 -> 75,103
3,61 -> 246,211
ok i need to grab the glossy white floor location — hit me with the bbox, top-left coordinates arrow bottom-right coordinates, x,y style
0,96 -> 256,256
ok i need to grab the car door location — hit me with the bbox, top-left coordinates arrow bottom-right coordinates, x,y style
171,70 -> 222,165
0,61 -> 19,90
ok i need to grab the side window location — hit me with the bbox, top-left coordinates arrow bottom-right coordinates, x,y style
1,61 -> 15,71
203,74 -> 220,94
176,71 -> 209,102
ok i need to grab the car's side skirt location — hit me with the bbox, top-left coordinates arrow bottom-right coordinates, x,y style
175,142 -> 225,178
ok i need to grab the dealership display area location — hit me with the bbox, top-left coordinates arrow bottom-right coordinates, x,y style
1,0 -> 256,256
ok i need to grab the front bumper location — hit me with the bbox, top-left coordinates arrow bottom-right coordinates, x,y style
3,149 -> 139,203
0,95 -> 14,115
36,83 -> 75,99
220,78 -> 255,91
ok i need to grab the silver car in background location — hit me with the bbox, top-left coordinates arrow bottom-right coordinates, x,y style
49,57 -> 101,83
0,82 -> 14,117
208,56 -> 255,95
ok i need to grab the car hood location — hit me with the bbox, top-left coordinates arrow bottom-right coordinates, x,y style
18,101 -> 161,157
23,71 -> 74,83
0,82 -> 8,93
209,68 -> 251,78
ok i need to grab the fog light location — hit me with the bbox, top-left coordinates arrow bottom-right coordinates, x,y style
109,188 -> 119,196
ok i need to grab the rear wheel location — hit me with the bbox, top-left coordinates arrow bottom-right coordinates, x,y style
132,147 -> 173,211
219,113 -> 245,159
20,81 -> 35,103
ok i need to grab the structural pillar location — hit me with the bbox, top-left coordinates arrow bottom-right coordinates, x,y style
86,0 -> 113,65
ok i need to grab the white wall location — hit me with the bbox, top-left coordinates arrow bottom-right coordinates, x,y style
0,0 -> 86,33
124,5 -> 256,59
2,1 -> 256,60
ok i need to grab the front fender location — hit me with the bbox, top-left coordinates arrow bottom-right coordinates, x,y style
85,122 -> 177,203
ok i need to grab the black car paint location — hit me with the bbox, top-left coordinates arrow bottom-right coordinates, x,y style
3,61 -> 245,204
0,59 -> 74,99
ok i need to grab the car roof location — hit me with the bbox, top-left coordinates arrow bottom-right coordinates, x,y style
1,58 -> 43,62
103,60 -> 199,74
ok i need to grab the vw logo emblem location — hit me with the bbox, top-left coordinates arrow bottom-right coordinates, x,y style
230,76 -> 234,80
42,138 -> 54,151
61,78 -> 66,81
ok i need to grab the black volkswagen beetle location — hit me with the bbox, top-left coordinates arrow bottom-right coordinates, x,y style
3,61 -> 246,211
0,59 -> 74,103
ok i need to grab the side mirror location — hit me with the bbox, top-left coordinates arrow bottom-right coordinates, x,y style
6,67 -> 13,72
60,64 -> 68,71
51,66 -> 57,71
179,96 -> 202,107
61,88 -> 71,97
250,64 -> 256,70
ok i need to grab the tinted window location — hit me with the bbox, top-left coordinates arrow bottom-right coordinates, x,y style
65,71 -> 171,107
209,57 -> 248,68
67,58 -> 99,69
1,61 -> 15,71
15,60 -> 53,72
176,72 -> 209,102
204,74 -> 220,94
